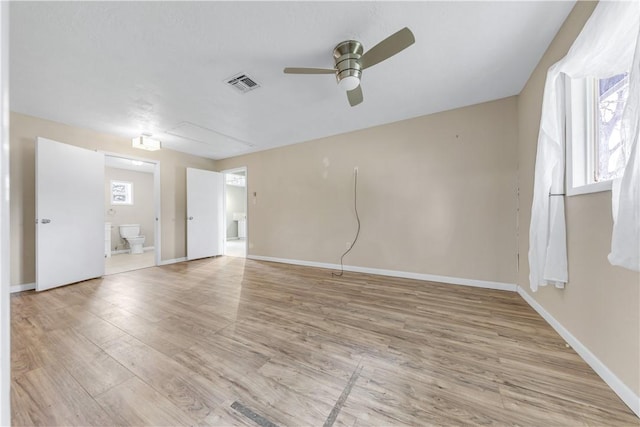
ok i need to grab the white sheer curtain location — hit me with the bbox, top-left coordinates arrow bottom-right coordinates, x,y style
609,27 -> 640,272
529,1 -> 640,292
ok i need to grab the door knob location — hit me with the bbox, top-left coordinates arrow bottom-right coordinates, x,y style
41,218 -> 51,224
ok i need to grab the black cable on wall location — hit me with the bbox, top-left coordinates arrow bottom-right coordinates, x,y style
333,168 -> 361,277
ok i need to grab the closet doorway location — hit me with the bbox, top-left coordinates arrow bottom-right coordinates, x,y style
222,167 -> 247,258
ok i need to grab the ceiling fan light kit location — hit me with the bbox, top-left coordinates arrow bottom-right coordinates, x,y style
284,27 -> 415,107
334,40 -> 363,91
338,75 -> 360,91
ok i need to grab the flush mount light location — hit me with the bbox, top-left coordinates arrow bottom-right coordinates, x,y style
132,135 -> 161,151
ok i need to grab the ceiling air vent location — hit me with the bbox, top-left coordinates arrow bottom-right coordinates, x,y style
225,73 -> 261,94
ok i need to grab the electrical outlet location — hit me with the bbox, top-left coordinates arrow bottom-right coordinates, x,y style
346,241 -> 351,249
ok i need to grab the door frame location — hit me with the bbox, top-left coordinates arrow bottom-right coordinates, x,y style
221,166 -> 248,257
0,1 -> 10,423
102,152 -> 161,267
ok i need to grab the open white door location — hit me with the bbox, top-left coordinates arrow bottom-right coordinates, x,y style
36,137 -> 104,291
187,168 -> 223,260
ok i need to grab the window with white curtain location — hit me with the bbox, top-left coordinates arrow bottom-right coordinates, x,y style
529,1 -> 639,291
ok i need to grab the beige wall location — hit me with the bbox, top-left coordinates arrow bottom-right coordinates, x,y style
517,1 -> 639,396
10,112 -> 216,285
105,167 -> 155,251
217,96 -> 519,285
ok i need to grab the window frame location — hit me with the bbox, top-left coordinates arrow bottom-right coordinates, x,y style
110,180 -> 134,205
565,76 -> 614,196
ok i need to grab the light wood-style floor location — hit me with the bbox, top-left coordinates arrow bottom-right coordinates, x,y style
104,251 -> 156,276
225,239 -> 247,258
11,257 -> 638,426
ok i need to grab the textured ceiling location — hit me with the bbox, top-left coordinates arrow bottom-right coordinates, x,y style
10,1 -> 576,160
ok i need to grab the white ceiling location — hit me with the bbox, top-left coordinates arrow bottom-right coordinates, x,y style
10,1 -> 576,160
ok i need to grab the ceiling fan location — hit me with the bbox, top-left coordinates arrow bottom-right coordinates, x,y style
284,27 -> 415,107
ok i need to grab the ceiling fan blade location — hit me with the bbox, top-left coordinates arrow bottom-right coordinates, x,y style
347,85 -> 363,107
360,27 -> 415,70
283,67 -> 336,74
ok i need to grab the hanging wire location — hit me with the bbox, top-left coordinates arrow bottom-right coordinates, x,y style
333,169 -> 361,277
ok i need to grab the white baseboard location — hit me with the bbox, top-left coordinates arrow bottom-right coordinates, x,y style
158,257 -> 187,266
517,286 -> 640,417
247,255 -> 517,292
10,283 -> 35,293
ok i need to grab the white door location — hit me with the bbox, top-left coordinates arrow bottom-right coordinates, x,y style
36,137 -> 105,291
187,168 -> 224,260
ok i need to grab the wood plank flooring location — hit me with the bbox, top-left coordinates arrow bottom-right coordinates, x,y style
10,257 -> 639,426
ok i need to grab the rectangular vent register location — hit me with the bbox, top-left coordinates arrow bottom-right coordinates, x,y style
225,73 -> 261,94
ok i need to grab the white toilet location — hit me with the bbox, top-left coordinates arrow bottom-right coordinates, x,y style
119,224 -> 146,254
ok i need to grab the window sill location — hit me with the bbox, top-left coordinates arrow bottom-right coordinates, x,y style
567,180 -> 612,196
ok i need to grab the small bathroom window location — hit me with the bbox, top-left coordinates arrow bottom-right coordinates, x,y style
111,180 -> 133,205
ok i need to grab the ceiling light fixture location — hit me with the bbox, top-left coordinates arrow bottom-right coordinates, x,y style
132,135 -> 161,151
337,75 -> 360,91
335,40 -> 363,92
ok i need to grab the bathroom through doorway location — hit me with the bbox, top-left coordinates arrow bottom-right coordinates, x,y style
104,154 -> 160,275
223,167 -> 247,258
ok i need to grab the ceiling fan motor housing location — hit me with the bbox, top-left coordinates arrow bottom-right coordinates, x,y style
333,40 -> 363,85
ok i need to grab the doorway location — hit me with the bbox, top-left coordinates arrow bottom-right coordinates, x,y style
223,167 -> 247,258
104,155 -> 160,275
